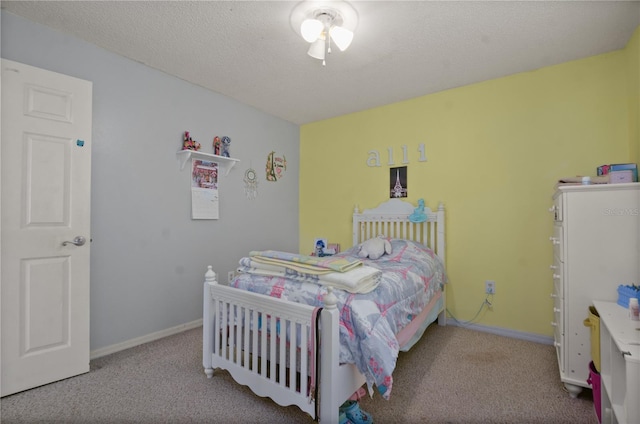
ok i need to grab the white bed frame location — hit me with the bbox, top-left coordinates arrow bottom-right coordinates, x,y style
202,199 -> 446,423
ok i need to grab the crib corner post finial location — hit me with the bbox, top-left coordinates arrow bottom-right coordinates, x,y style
323,286 -> 338,310
438,202 -> 445,211
354,204 -> 359,214
205,266 -> 217,285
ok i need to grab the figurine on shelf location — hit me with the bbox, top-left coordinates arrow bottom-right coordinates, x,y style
182,131 -> 201,151
221,136 -> 231,157
213,136 -> 221,155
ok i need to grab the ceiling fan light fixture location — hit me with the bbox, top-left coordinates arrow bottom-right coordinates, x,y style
307,38 -> 326,60
290,1 -> 358,65
329,25 -> 353,51
301,18 -> 323,43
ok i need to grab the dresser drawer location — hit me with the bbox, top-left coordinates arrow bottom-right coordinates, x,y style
552,294 -> 563,331
550,225 -> 563,262
550,261 -> 563,298
550,194 -> 563,222
553,326 -> 564,373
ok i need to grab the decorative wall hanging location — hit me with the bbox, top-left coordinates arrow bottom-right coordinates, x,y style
390,166 -> 408,198
191,159 -> 219,219
367,143 -> 427,167
243,167 -> 258,200
266,151 -> 287,182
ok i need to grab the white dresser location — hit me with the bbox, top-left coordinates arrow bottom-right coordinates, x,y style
549,183 -> 640,397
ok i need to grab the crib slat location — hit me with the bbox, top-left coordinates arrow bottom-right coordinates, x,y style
270,316 -> 277,381
288,322 -> 297,391
235,306 -> 242,364
261,312 -> 267,378
429,221 -> 435,251
252,309 -> 258,373
221,302 -> 228,360
231,305 -> 236,362
300,323 -> 308,396
279,319 -> 286,385
243,307 -> 250,367
214,300 -> 221,356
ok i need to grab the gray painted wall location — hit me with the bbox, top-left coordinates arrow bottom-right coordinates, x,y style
1,11 -> 300,351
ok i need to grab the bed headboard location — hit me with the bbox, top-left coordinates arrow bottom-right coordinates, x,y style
353,199 -> 445,263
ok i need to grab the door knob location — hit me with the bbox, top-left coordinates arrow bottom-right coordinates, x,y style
62,236 -> 86,246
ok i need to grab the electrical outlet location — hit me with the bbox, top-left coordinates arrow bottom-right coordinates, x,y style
228,271 -> 235,284
485,280 -> 496,294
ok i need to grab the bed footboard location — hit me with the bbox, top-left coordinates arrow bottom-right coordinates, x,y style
203,267 -> 361,423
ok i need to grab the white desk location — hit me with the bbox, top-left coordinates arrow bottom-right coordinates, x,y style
593,301 -> 640,424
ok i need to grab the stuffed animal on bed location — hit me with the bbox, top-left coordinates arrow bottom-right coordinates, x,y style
358,235 -> 392,260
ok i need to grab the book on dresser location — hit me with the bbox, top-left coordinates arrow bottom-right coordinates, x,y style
549,183 -> 640,398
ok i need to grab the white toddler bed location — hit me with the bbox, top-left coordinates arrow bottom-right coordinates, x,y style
202,198 -> 446,423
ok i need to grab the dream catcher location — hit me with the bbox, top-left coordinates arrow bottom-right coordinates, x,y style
243,167 -> 258,200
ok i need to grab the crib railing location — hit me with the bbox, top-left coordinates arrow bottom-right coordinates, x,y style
203,267 -> 321,418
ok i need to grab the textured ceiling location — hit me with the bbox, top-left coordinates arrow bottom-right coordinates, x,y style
2,1 -> 639,125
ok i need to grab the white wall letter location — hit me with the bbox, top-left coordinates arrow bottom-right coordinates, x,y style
418,143 -> 427,162
367,150 -> 381,167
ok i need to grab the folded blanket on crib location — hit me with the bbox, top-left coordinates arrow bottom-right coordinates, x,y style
238,257 -> 381,293
248,250 -> 362,274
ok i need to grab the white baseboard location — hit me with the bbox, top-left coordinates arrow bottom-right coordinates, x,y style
448,320 -> 554,345
89,318 -> 552,360
90,318 -> 203,360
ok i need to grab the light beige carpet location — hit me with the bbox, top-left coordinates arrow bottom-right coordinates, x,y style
1,324 -> 598,423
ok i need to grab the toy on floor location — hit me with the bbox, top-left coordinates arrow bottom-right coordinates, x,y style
340,400 -> 373,424
358,235 -> 392,260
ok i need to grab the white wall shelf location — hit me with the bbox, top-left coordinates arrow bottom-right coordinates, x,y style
176,150 -> 240,176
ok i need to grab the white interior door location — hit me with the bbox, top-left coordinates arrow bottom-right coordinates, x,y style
1,59 -> 92,397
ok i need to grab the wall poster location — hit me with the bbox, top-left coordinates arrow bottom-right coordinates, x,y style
191,159 -> 219,219
390,166 -> 408,198
266,151 -> 287,182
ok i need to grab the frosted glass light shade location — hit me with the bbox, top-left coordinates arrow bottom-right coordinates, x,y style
301,19 -> 323,43
330,26 -> 354,51
307,38 -> 326,60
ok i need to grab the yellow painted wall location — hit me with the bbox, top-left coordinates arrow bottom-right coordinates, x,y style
627,27 -> 640,164
300,44 -> 636,337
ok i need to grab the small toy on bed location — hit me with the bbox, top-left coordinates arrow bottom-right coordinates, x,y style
358,235 -> 392,260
